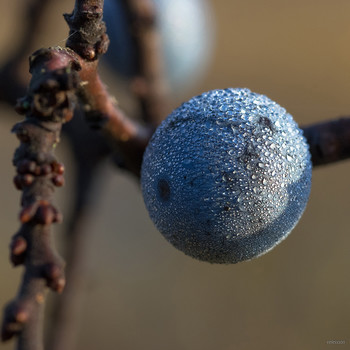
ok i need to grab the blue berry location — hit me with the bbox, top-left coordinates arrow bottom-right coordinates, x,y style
141,88 -> 312,264
103,0 -> 214,91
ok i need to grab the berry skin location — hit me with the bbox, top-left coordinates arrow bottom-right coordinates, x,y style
141,88 -> 312,264
103,0 -> 214,91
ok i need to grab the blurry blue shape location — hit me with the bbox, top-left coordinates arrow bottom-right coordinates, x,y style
103,0 -> 214,92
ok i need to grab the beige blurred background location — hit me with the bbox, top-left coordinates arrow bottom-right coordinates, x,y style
0,0 -> 350,349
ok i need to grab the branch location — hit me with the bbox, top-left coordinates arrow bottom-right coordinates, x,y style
65,0 -> 153,176
302,117 -> 350,167
1,48 -> 80,349
124,0 -> 171,124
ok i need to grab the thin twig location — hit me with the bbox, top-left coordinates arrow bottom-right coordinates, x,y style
123,0 -> 171,125
65,0 -> 153,176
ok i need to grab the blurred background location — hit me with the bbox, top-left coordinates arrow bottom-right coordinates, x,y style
0,0 -> 349,349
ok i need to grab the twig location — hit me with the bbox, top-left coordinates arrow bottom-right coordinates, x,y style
65,0 -> 153,176
1,47 -> 80,349
123,0 -> 171,124
302,117 -> 350,167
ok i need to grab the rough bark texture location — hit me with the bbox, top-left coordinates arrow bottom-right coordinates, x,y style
1,47 -> 80,349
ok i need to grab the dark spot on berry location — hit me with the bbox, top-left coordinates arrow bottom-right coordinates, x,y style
258,116 -> 275,132
158,179 -> 170,201
222,172 -> 234,182
224,206 -> 230,211
239,145 -> 259,165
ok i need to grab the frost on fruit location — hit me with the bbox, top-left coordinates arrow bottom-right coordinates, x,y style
141,88 -> 312,264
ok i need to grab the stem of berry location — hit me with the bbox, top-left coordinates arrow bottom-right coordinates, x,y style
302,117 -> 350,167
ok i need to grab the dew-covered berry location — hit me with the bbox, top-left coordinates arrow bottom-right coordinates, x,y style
141,88 -> 312,264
